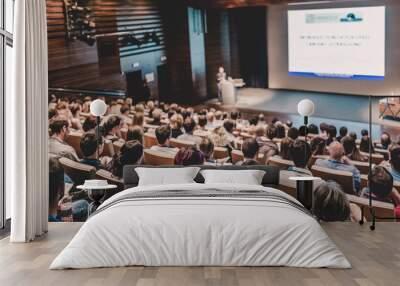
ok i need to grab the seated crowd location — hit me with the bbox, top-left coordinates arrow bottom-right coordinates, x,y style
48,95 -> 400,221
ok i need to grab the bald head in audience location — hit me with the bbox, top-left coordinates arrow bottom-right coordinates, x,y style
328,141 -> 345,161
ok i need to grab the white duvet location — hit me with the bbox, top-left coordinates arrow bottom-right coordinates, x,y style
50,183 -> 351,269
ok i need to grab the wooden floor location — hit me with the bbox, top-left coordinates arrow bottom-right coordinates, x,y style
0,222 -> 399,286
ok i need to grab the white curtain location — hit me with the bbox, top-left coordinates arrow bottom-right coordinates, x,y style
8,0 -> 49,242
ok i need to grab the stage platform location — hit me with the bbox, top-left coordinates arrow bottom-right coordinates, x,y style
205,88 -> 400,139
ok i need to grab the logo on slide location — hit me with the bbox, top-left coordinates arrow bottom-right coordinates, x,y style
340,13 -> 363,22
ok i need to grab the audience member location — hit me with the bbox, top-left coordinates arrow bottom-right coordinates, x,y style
319,122 -> 329,139
151,125 -> 178,155
197,115 -> 207,130
279,137 -> 293,160
389,147 -> 400,181
82,117 -> 97,133
69,103 -> 83,131
349,131 -> 357,141
132,112 -> 144,127
288,139 -> 312,174
103,116 -> 123,141
174,146 -> 204,166
120,104 -> 133,126
80,133 -> 104,169
287,127 -> 299,140
337,126 -> 348,142
326,125 -> 337,146
380,132 -> 391,150
237,138 -> 259,166
276,124 -> 286,138
313,182 -> 361,222
360,166 -> 398,203
258,125 -> 279,162
169,113 -> 184,138
49,120 -> 79,161
206,112 -> 217,130
341,136 -> 367,162
223,120 -> 236,146
307,124 -> 318,134
310,136 -> 326,156
178,117 -> 202,145
211,126 -> 231,147
315,141 -> 361,192
199,137 -> 216,165
151,108 -> 162,126
360,129 -> 374,153
110,140 -> 143,178
126,126 -> 144,144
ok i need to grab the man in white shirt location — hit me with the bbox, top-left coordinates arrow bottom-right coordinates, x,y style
150,125 -> 178,156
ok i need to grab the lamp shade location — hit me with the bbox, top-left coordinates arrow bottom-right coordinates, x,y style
90,99 -> 107,117
297,99 -> 315,117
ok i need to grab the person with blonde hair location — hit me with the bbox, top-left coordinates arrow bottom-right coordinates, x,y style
169,113 -> 184,138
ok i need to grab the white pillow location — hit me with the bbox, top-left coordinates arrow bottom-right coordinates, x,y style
136,167 -> 201,186
200,170 -> 265,185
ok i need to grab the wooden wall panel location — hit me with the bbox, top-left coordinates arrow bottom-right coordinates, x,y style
47,0 -> 166,96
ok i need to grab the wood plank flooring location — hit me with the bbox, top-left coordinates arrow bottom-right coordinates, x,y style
0,222 -> 399,286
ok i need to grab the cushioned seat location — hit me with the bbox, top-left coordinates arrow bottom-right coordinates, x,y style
113,140 -> 124,154
309,155 -> 329,167
143,149 -> 175,166
231,149 -> 244,164
267,156 -> 294,170
347,194 -> 396,222
102,140 -> 115,157
66,132 -> 83,158
143,133 -> 158,148
213,146 -> 229,159
59,157 -> 96,186
311,165 -> 356,195
360,152 -> 385,165
350,160 -> 371,175
169,138 -> 196,149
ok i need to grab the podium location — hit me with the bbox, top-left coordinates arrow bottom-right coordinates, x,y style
221,80 -> 236,105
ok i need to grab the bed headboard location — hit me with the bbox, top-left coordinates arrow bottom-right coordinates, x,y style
123,165 -> 280,189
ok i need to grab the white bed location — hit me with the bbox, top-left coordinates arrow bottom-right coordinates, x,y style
50,183 -> 351,269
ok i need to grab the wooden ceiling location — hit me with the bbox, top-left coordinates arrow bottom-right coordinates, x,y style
188,0 -> 332,8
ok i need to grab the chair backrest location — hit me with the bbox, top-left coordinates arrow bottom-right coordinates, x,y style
143,132 -> 158,148
240,132 -> 254,140
120,128 -> 128,141
361,174 -> 369,190
374,148 -> 389,160
143,149 -> 175,166
360,152 -> 385,165
66,132 -> 83,158
213,146 -> 229,160
231,149 -> 244,164
347,194 -> 396,222
113,140 -> 124,155
311,165 -> 356,195
59,157 -> 96,186
350,160 -> 371,175
267,156 -> 294,170
102,140 -> 115,157
309,155 -> 329,167
169,138 -> 195,149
